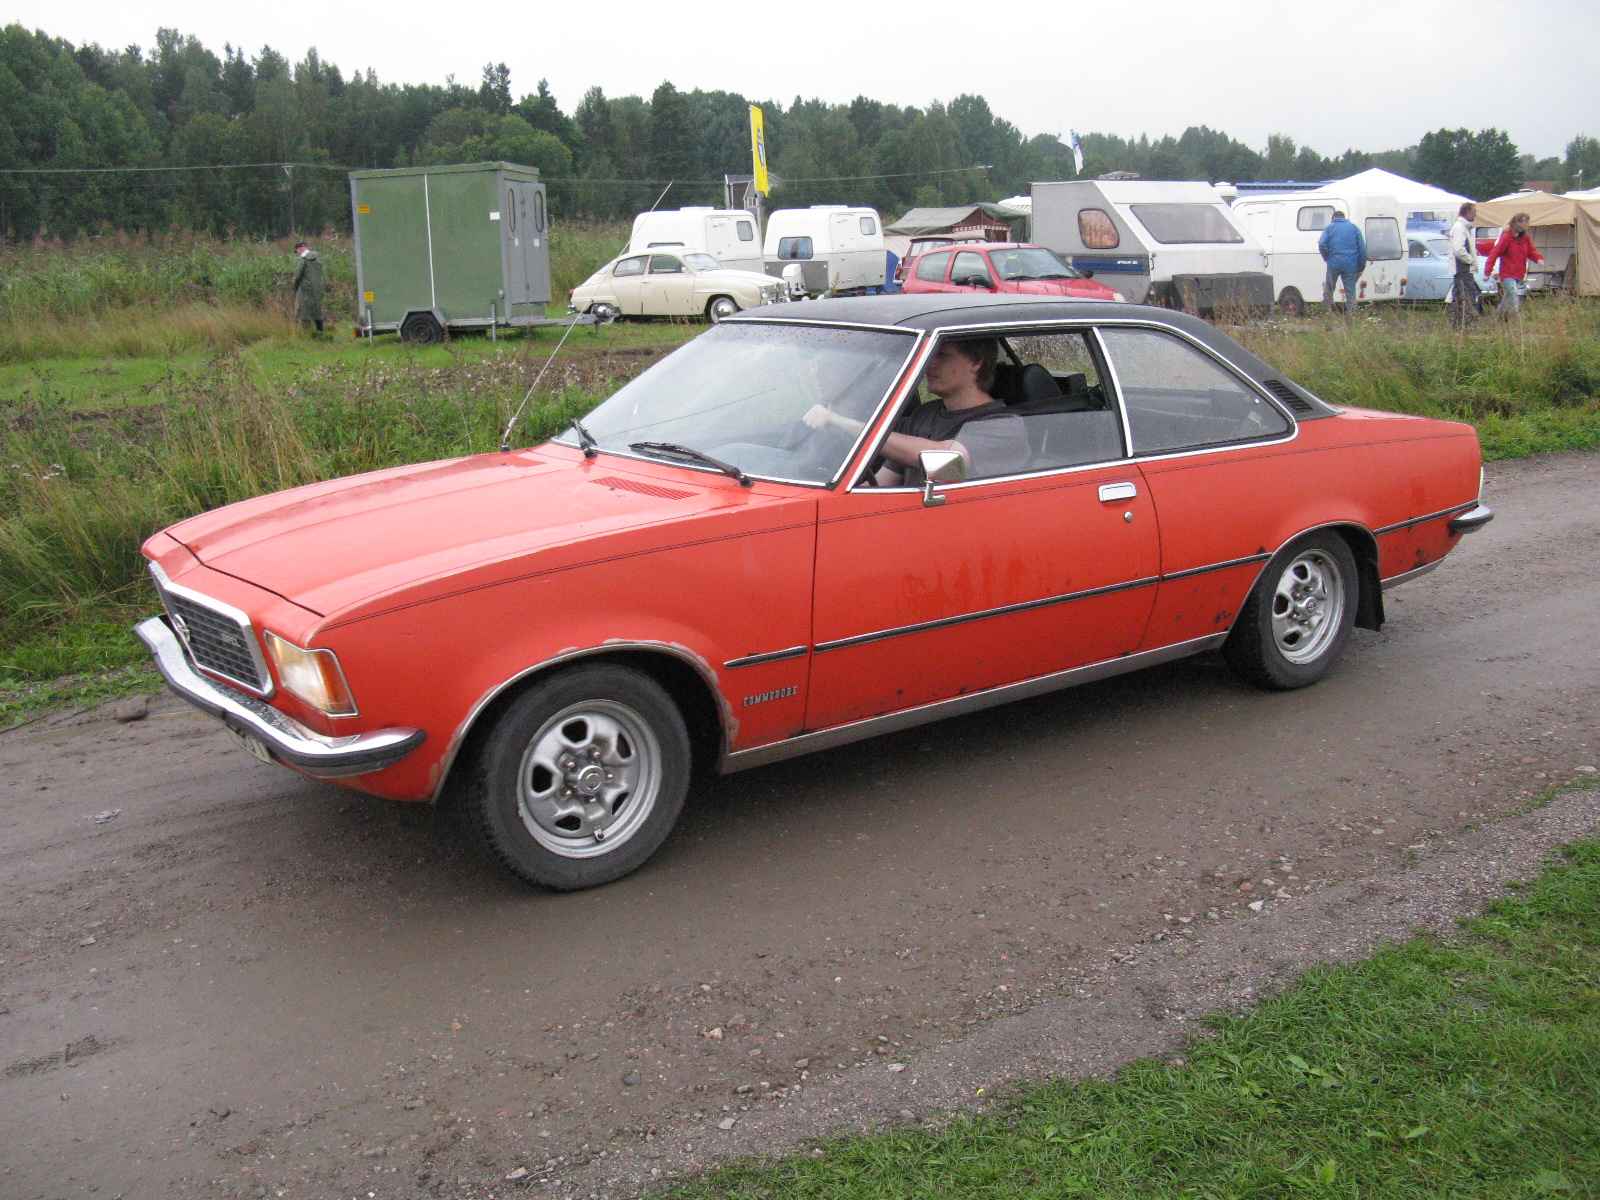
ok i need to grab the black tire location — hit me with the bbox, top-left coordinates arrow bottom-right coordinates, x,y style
1277,287 -> 1305,318
399,312 -> 445,344
1223,532 -> 1357,690
706,295 -> 739,323
464,664 -> 690,890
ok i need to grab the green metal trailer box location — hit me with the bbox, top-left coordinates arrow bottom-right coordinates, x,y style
350,162 -> 560,341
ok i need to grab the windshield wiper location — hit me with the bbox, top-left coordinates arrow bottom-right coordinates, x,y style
570,418 -> 599,459
628,441 -> 753,487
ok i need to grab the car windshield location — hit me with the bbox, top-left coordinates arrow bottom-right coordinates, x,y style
554,323 -> 917,485
988,246 -> 1080,281
683,252 -> 723,271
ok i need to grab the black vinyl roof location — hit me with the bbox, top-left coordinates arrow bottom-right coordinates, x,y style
731,294 -> 1336,418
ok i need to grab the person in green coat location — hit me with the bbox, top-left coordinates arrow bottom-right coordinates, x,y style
291,241 -> 325,334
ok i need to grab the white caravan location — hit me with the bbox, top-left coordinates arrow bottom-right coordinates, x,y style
762,206 -> 886,295
1030,180 -> 1271,311
628,208 -> 763,274
1231,191 -> 1406,314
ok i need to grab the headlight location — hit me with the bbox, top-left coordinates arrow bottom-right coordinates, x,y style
264,632 -> 358,716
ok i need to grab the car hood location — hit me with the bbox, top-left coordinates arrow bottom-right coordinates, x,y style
164,449 -> 787,619
1004,279 -> 1121,299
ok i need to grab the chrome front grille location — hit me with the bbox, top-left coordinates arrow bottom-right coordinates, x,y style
150,564 -> 272,695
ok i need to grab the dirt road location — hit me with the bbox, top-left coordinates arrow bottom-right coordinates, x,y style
3,451 -> 1597,1200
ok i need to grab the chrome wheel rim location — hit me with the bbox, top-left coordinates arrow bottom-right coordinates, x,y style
1270,549 -> 1345,664
516,700 -> 661,858
709,298 -> 737,321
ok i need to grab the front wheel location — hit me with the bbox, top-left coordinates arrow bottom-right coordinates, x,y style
706,295 -> 740,322
464,664 -> 690,890
1223,533 -> 1357,690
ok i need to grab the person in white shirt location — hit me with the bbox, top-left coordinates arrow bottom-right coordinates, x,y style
1448,202 -> 1480,328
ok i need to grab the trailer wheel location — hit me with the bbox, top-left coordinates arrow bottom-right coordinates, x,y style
399,312 -> 445,345
1277,287 -> 1305,318
706,296 -> 740,323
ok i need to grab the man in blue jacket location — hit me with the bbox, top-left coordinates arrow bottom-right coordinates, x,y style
1317,211 -> 1367,319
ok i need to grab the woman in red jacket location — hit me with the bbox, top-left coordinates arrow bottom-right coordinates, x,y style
1484,213 -> 1544,320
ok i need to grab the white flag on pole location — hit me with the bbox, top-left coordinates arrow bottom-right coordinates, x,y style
1069,129 -> 1084,175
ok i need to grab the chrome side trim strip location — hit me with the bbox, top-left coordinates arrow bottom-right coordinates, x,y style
1161,552 -> 1272,582
813,575 -> 1161,654
1373,501 -> 1477,536
136,616 -> 424,779
720,632 -> 1228,774
724,646 -> 809,669
1380,560 -> 1442,591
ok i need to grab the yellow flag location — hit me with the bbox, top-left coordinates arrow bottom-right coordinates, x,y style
749,105 -> 770,195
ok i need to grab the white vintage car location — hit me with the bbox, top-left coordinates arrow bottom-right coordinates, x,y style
568,250 -> 788,322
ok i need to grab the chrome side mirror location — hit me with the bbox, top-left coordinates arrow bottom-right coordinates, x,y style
919,449 -> 966,507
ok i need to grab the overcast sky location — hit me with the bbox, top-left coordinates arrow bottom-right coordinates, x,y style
9,0 -> 1595,162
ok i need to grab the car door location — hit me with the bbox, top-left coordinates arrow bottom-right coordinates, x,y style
950,249 -> 994,293
1094,324 -> 1298,650
804,328 -> 1161,732
643,254 -> 694,316
609,255 -> 648,314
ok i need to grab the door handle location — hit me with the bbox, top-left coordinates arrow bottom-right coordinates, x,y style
1098,482 -> 1138,502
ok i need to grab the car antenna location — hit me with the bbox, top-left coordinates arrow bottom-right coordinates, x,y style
499,180 -> 677,454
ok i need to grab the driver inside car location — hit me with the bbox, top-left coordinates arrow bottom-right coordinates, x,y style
805,338 -> 1030,486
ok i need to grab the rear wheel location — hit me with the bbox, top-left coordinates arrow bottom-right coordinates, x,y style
589,302 -> 620,323
706,295 -> 740,322
464,664 -> 690,890
1277,287 -> 1305,318
1223,533 -> 1357,690
399,312 -> 445,344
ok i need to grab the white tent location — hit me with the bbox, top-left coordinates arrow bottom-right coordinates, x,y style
1315,167 -> 1472,218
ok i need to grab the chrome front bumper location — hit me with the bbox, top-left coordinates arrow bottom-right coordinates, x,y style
135,616 -> 425,779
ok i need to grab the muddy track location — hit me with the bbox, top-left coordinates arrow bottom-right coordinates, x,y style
1,450 -> 1596,1200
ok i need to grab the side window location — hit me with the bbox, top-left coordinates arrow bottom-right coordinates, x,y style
915,250 -> 952,282
1364,216 -> 1403,261
737,220 -> 754,242
951,251 -> 989,284
1078,208 -> 1119,249
1297,205 -> 1335,231
613,256 -> 647,278
1001,330 -> 1124,470
1099,327 -> 1290,455
649,255 -> 684,274
859,215 -> 877,236
777,236 -> 813,260
1408,240 -> 1429,259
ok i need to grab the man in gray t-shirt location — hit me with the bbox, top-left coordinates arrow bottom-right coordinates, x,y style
803,337 -> 1029,485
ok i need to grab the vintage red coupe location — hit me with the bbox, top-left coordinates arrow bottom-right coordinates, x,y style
137,295 -> 1491,890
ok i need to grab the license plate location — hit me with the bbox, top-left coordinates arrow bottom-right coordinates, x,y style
227,727 -> 274,764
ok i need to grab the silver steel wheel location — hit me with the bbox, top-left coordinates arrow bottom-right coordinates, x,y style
707,296 -> 739,322
590,302 -> 619,322
516,700 -> 662,859
1269,549 -> 1346,665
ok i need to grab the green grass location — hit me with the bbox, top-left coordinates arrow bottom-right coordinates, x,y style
1232,295 -> 1600,460
669,835 -> 1600,1199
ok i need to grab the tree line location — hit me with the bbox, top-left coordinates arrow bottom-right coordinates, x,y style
3,23 -> 1597,241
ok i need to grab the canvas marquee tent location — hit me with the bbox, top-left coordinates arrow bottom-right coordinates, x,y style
1474,191 -> 1600,295
1315,167 -> 1472,220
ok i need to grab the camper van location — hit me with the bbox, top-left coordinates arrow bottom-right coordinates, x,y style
763,206 -> 887,295
1232,192 -> 1406,314
628,208 -> 763,274
1030,181 -> 1271,312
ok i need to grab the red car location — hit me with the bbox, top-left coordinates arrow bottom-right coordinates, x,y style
137,295 -> 1490,891
901,241 -> 1125,302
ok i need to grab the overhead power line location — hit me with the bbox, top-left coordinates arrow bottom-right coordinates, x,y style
0,162 -> 992,184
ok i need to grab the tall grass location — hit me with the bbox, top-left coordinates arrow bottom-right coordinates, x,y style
1231,295 -> 1600,459
0,222 -> 628,365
